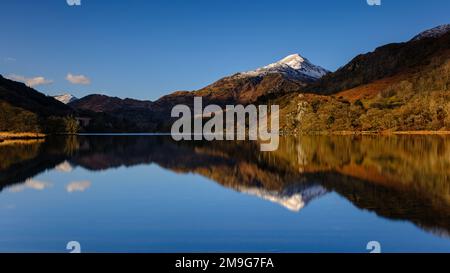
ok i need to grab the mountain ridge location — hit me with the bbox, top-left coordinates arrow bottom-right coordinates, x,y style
2,24 -> 449,134
301,26 -> 450,95
69,94 -> 152,113
276,26 -> 450,133
67,52 -> 328,131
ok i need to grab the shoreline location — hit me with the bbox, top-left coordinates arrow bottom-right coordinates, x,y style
332,131 -> 450,136
389,131 -> 450,135
0,132 -> 46,142
283,130 -> 450,136
334,131 -> 450,136
2,130 -> 450,142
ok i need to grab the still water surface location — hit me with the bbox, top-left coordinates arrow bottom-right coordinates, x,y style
0,135 -> 449,252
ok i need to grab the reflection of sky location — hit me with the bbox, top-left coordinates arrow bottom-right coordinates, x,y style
0,163 -> 449,253
8,179 -> 52,193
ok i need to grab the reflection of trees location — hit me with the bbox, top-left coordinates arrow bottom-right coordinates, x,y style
63,135 -> 80,156
0,138 -> 73,190
291,136 -> 450,205
318,172 -> 450,237
0,141 -> 42,170
0,135 -> 449,237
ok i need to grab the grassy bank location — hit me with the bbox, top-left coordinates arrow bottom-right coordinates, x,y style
0,132 -> 46,142
333,130 -> 450,135
282,130 -> 450,136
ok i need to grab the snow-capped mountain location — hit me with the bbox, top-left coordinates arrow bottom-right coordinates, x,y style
411,24 -> 450,41
236,184 -> 328,212
236,53 -> 329,81
53,93 -> 78,104
152,53 -> 329,109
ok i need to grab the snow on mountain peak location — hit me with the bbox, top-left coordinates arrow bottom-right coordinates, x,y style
53,93 -> 78,104
276,53 -> 305,69
237,53 -> 329,81
236,184 -> 328,212
411,24 -> 450,41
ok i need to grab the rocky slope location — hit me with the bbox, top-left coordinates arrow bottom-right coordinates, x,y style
276,25 -> 450,133
301,25 -> 450,95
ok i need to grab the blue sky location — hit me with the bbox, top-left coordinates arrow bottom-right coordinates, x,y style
1,0 -> 449,100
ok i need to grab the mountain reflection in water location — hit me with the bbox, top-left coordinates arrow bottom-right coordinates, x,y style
0,135 -> 450,241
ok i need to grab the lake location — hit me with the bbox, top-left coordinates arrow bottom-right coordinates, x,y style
0,135 -> 449,253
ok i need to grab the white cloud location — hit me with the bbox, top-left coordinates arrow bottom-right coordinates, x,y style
66,181 -> 91,193
9,179 -> 52,193
66,73 -> 91,85
5,74 -> 53,87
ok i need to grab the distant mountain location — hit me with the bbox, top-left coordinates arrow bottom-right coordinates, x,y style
68,94 -> 157,132
53,94 -> 78,104
69,94 -> 152,113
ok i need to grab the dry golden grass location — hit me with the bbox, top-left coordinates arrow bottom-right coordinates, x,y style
0,139 -> 45,146
0,132 -> 46,141
303,131 -> 450,136
390,131 -> 450,135
336,75 -> 406,102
